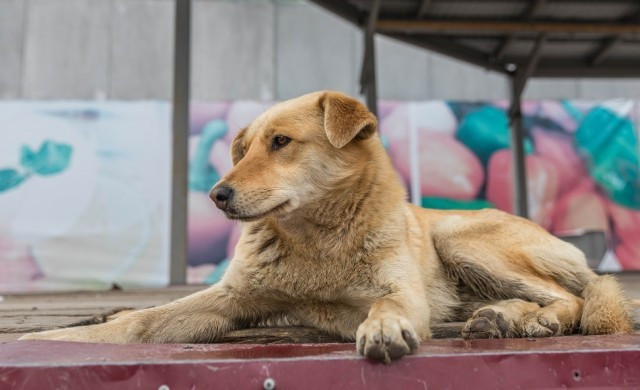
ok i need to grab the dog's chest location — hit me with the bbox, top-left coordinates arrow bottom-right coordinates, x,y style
245,247 -> 384,301
239,223 -> 395,302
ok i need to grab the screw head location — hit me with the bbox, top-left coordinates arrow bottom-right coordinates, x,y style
159,385 -> 170,390
263,378 -> 276,390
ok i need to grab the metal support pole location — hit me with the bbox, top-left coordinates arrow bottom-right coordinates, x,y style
507,34 -> 545,219
508,75 -> 528,219
360,0 -> 381,116
169,0 -> 191,284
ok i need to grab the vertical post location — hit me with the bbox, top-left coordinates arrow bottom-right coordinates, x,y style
408,104 -> 422,206
362,33 -> 378,117
507,33 -> 545,219
508,75 -> 528,219
360,0 -> 381,116
169,0 -> 191,284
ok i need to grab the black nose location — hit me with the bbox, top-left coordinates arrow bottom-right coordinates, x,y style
210,184 -> 234,210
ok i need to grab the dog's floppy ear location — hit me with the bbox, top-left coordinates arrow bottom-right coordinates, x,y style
320,91 -> 377,149
231,128 -> 247,166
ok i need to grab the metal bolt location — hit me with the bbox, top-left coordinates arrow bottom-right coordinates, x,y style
263,378 -> 276,390
572,370 -> 581,381
159,385 -> 170,390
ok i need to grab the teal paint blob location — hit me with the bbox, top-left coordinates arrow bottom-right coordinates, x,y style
380,134 -> 390,150
204,258 -> 231,285
561,100 -> 584,123
0,169 -> 30,193
456,105 -> 533,165
422,196 -> 495,210
20,140 -> 73,176
189,120 -> 228,193
575,107 -> 640,210
0,140 -> 72,193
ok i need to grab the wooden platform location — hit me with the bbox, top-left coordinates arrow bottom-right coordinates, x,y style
4,335 -> 640,389
1,273 -> 640,342
2,275 -> 640,389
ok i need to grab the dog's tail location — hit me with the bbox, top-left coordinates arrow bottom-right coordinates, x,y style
580,275 -> 635,335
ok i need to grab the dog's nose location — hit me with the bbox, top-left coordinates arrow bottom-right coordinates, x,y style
210,184 -> 234,210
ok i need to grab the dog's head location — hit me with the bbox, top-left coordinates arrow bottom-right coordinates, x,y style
209,91 -> 378,221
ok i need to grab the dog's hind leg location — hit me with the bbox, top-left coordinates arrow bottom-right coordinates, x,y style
462,297 -> 585,339
445,248 -> 585,339
453,263 -> 584,339
432,212 -> 588,339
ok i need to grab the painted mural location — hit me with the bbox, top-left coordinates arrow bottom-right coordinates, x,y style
0,102 -> 171,291
187,99 -> 640,284
1,99 -> 639,291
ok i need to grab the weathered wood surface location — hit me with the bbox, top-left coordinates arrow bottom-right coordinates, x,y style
218,322 -> 465,344
0,286 -> 205,340
1,277 -> 639,343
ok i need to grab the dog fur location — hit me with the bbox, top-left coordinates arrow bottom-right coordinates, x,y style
20,91 -> 634,363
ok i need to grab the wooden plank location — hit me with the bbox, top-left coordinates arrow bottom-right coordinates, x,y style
0,286 -> 206,335
0,333 -> 23,342
0,309 -> 126,317
0,316 -> 104,334
376,19 -> 640,35
0,285 -> 204,299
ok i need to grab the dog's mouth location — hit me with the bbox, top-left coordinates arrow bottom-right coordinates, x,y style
225,200 -> 291,222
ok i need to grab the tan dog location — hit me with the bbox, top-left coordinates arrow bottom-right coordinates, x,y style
21,91 -> 634,363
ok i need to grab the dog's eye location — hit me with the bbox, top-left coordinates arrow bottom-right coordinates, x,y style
272,135 -> 292,150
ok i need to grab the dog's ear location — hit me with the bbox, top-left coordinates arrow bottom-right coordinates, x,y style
231,128 -> 247,166
320,91 -> 377,149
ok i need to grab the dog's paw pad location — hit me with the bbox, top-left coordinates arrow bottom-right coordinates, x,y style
462,308 -> 511,339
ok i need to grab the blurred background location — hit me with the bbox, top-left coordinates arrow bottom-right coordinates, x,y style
1,0 -> 639,291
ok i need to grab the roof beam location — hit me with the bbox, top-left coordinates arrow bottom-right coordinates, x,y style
493,0 -> 546,62
376,20 -> 640,35
535,64 -> 640,78
416,0 -> 432,19
307,0 -> 360,24
493,36 -> 516,64
590,36 -> 621,65
588,5 -> 640,65
383,33 -> 507,74
525,0 -> 547,19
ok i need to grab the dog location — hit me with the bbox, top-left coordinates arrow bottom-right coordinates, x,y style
21,91 -> 634,363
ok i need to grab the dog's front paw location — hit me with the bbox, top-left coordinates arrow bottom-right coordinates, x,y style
356,315 -> 420,363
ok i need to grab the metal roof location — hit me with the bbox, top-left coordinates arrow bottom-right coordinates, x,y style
310,0 -> 640,77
